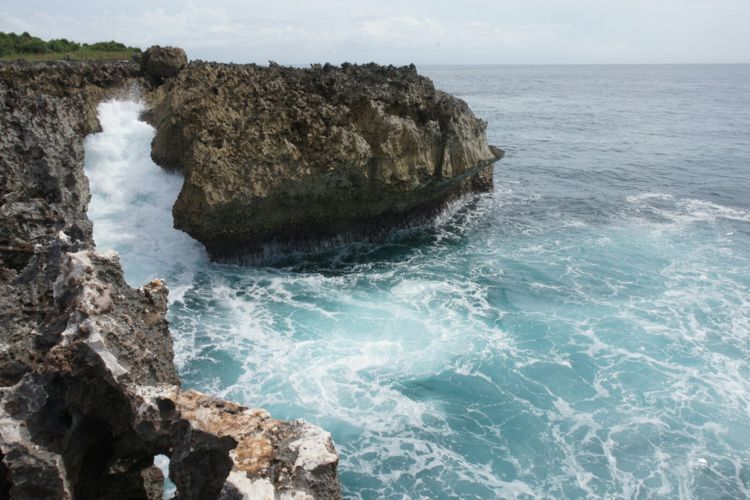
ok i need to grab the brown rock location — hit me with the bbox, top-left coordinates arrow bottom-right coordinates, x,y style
147,61 -> 504,260
140,45 -> 188,83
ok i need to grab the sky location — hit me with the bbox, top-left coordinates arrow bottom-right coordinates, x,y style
2,1 -> 749,65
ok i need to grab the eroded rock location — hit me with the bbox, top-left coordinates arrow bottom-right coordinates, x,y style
0,61 -> 341,499
147,62 -> 504,260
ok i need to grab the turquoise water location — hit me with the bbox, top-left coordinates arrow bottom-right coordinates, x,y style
84,65 -> 750,499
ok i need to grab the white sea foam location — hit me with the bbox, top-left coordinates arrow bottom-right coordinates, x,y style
626,192 -> 674,203
84,99 -> 207,289
674,198 -> 750,223
626,191 -> 750,226
84,99 -> 750,499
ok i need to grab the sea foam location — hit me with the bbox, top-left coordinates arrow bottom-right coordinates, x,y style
84,62 -> 750,499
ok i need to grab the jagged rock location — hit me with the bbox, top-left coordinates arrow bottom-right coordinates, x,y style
0,61 -> 341,499
140,46 -> 188,83
137,388 -> 340,500
147,62 -> 504,260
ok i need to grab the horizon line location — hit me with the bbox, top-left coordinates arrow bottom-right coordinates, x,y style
274,61 -> 750,68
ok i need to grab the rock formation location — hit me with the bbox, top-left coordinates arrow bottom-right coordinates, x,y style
138,46 -> 188,84
1,45 -> 502,497
0,59 -> 340,499
147,61 -> 503,260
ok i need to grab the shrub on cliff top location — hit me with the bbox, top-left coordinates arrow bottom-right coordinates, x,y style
0,32 -> 49,56
0,31 -> 140,58
47,38 -> 81,53
84,41 -> 134,52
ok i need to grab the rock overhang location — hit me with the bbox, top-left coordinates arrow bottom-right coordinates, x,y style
144,58 -> 505,261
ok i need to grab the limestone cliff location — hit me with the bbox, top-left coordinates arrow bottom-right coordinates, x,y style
0,60 -> 340,499
147,61 -> 503,260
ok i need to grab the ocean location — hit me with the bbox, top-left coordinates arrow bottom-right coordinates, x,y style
83,64 -> 750,499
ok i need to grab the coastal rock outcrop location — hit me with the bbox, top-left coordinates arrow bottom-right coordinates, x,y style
0,61 -> 341,499
147,62 -> 504,260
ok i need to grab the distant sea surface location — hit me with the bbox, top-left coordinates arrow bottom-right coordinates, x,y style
85,64 -> 750,499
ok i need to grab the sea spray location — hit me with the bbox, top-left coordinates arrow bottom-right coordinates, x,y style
84,99 -> 207,288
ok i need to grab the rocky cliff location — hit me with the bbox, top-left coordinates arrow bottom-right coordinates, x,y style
1,46 -> 503,498
0,59 -> 340,499
147,61 -> 503,260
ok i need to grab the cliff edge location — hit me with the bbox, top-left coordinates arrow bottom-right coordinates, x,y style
147,60 -> 503,260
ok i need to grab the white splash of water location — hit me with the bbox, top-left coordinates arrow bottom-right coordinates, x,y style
83,99 -> 207,289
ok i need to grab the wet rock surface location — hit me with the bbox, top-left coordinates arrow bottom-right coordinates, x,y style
147,61 -> 503,260
0,60 -> 341,499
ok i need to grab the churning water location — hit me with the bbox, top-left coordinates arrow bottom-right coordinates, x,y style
84,65 -> 750,499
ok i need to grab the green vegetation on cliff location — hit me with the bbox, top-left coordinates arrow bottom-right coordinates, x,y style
0,31 -> 140,61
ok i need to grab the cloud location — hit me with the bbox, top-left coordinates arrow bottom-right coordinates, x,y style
358,16 -> 446,47
0,3 -> 240,49
351,16 -> 568,54
1,0 -> 748,63
0,5 -> 569,62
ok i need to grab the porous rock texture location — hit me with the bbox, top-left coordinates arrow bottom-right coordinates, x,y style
138,46 -> 188,84
147,61 -> 504,260
0,60 -> 340,499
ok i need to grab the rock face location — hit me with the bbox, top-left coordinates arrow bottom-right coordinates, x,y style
139,46 -> 188,83
148,62 -> 503,260
0,61 -> 340,499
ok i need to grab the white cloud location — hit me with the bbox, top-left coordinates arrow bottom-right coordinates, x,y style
358,16 -> 446,46
1,0 -> 748,63
0,6 -> 569,61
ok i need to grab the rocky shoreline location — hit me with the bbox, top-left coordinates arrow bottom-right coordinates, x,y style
0,47 -> 501,498
0,56 -> 339,499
